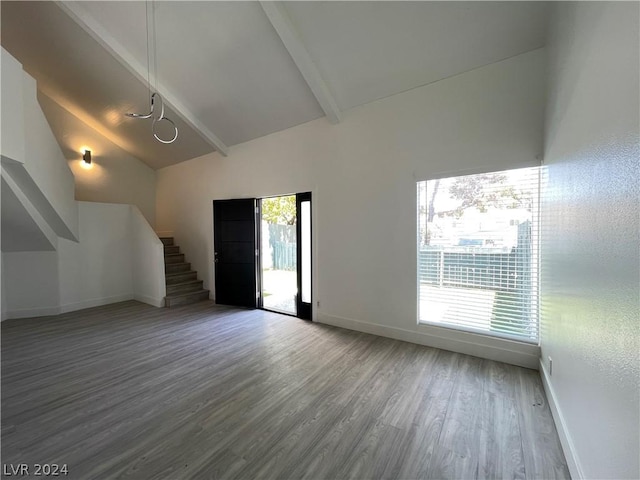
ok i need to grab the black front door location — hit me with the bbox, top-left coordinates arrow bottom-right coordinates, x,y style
213,198 -> 258,308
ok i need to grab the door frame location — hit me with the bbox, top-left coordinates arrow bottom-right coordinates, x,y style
256,192 -> 312,320
295,192 -> 312,320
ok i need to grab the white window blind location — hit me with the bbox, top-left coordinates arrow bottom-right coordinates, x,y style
417,167 -> 540,342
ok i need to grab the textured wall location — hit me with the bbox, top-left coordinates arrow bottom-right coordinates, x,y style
541,3 -> 639,479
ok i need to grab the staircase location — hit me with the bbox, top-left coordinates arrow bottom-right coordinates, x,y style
161,237 -> 210,307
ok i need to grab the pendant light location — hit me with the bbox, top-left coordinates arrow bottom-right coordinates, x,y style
125,0 -> 178,144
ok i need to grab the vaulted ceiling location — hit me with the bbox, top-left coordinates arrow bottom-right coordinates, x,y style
1,1 -> 549,169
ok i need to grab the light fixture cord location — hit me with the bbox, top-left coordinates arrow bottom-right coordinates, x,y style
145,0 -> 152,103
125,0 -> 177,144
152,0 -> 158,94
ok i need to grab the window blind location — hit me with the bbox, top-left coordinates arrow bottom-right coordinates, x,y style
417,167 -> 540,342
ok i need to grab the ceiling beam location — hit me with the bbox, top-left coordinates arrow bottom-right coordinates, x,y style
55,1 -> 229,156
260,1 -> 341,124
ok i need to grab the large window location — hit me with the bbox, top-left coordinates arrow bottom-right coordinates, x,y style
417,167 -> 540,342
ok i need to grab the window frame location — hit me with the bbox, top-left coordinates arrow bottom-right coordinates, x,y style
416,166 -> 541,345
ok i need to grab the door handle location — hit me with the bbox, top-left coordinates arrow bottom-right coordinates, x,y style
214,251 -> 219,263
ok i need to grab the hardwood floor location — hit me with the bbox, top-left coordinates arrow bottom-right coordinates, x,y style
1,301 -> 569,479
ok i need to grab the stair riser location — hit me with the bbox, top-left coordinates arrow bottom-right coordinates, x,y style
165,263 -> 191,274
165,272 -> 197,284
165,290 -> 209,307
166,281 -> 204,295
165,254 -> 185,264
159,240 -> 205,304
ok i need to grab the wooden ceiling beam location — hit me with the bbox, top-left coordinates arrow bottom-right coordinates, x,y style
260,1 -> 341,124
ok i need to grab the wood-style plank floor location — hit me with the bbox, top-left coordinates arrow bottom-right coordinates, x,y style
1,301 -> 569,479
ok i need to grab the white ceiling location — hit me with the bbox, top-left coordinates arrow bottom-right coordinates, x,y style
0,1 -> 549,169
73,1 -> 326,147
285,1 -> 549,110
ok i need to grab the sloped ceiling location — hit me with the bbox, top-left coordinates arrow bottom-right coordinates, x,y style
285,1 -> 549,110
0,1 -> 549,170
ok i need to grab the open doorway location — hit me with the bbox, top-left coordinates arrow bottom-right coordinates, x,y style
258,192 -> 312,319
260,195 -> 298,315
213,193 -> 311,319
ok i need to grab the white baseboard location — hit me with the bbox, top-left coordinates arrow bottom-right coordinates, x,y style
3,294 -> 163,320
3,305 -> 61,320
59,294 -> 134,314
134,294 -> 165,308
539,359 -> 583,479
317,313 -> 540,369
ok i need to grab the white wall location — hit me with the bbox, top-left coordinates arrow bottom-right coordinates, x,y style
38,93 -> 157,225
131,206 -> 166,307
0,49 -> 162,319
21,73 -> 78,240
58,202 -> 134,313
1,48 -> 25,164
2,202 -> 166,319
541,3 -> 639,479
1,47 -> 79,241
0,256 -> 5,320
1,251 -> 60,319
157,49 -> 545,367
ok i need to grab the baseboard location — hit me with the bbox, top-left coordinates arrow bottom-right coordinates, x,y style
134,294 -> 165,308
317,313 -> 540,369
59,294 -> 134,314
539,359 -> 583,479
3,294 -> 157,320
3,305 -> 61,320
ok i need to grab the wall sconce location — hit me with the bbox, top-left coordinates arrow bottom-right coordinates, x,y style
80,148 -> 93,170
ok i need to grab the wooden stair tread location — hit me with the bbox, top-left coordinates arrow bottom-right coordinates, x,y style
165,269 -> 196,277
166,280 -> 204,295
164,289 -> 210,307
165,271 -> 198,285
165,289 -> 209,299
164,254 -> 186,264
167,279 -> 201,287
165,262 -> 191,273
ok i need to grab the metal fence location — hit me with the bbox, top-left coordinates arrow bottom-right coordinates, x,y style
419,221 -> 532,293
419,221 -> 535,336
268,224 -> 296,271
419,250 -> 521,290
